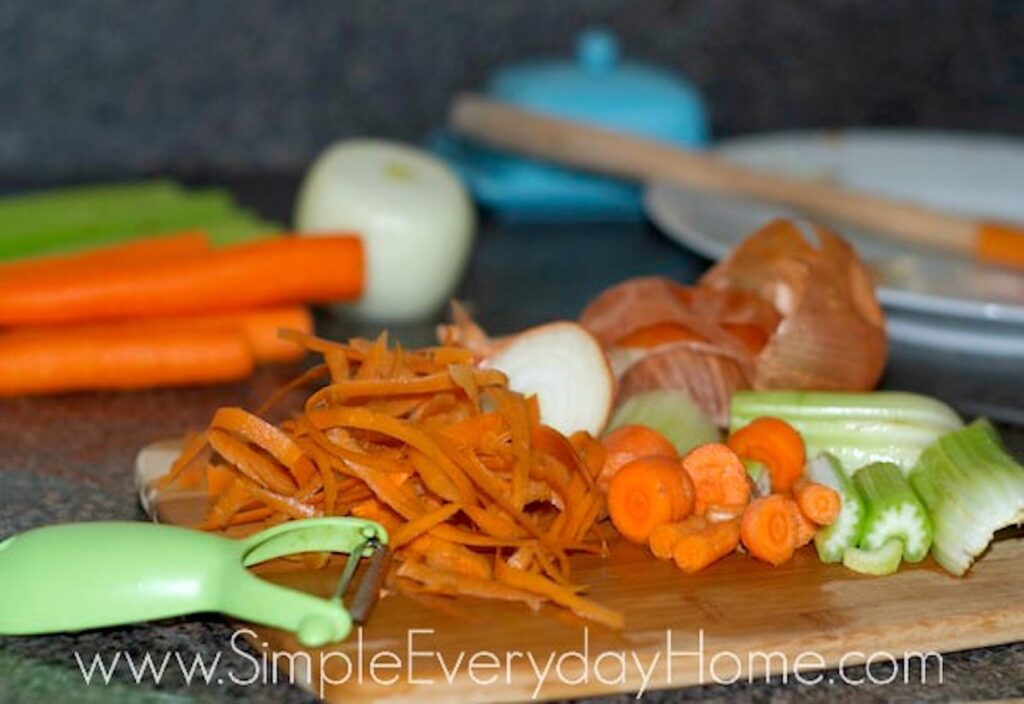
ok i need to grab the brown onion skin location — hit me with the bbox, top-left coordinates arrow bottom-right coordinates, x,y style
614,342 -> 750,427
578,219 -> 887,426
700,219 -> 887,391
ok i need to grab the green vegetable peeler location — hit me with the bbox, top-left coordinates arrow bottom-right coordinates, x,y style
0,517 -> 389,647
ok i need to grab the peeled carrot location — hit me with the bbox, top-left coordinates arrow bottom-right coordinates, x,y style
793,478 -> 841,526
599,424 -> 678,491
727,417 -> 806,493
741,495 -> 797,565
0,231 -> 210,282
680,443 -> 751,516
673,518 -> 742,573
607,456 -> 694,544
785,497 -> 817,547
649,516 -> 707,560
0,325 -> 254,395
0,236 -> 363,326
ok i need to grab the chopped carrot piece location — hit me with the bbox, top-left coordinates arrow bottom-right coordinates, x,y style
599,424 -> 678,491
741,495 -> 797,565
680,443 -> 751,516
673,518 -> 741,573
606,456 -> 694,544
785,497 -> 817,548
793,478 -> 841,526
727,417 -> 806,493
649,516 -> 707,560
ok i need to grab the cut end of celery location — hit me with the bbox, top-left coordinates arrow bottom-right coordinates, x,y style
910,419 -> 1024,576
843,539 -> 903,576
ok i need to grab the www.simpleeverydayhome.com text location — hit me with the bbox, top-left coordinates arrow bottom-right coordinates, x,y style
75,627 -> 944,699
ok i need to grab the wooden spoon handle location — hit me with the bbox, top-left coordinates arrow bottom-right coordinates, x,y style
450,94 -> 1024,268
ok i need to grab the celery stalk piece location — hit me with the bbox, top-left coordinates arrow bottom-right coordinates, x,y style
729,391 -> 963,474
0,188 -> 240,260
807,454 -> 866,563
842,539 -> 903,575
607,390 -> 720,455
909,419 -> 1024,576
743,459 -> 772,498
854,462 -> 932,562
204,215 -> 283,246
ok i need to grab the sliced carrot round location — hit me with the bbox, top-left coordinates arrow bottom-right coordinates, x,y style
607,456 -> 694,544
680,443 -> 751,516
741,495 -> 797,565
599,424 -> 679,492
727,417 -> 806,493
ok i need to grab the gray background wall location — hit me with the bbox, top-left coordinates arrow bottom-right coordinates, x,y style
1,0 -> 1021,181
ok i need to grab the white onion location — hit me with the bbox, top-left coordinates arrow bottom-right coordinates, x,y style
295,139 -> 475,322
483,322 -> 614,436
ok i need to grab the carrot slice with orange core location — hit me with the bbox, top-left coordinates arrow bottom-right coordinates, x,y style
727,416 -> 806,493
599,424 -> 678,492
741,495 -> 797,565
785,497 -> 817,547
680,443 -> 751,517
793,478 -> 841,526
607,456 -> 694,544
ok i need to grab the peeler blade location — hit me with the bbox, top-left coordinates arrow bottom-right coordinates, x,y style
347,540 -> 391,625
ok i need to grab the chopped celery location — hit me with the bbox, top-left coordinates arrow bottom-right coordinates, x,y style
0,183 -> 283,259
855,462 -> 932,562
910,419 -> 1024,576
730,391 -> 963,474
743,459 -> 772,497
806,454 -> 866,563
843,539 -> 903,575
607,390 -> 720,455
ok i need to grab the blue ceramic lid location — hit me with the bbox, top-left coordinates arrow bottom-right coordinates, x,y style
487,29 -> 708,145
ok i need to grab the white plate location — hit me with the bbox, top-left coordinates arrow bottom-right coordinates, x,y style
645,130 -> 1024,354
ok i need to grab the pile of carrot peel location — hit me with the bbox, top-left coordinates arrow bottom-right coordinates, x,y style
162,330 -> 624,630
604,418 -> 840,572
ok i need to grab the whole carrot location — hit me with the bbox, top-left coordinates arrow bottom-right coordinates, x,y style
0,231 -> 210,282
0,236 -> 362,326
0,326 -> 253,395
673,518 -> 742,573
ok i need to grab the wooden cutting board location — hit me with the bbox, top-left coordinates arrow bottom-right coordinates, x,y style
137,440 -> 1024,703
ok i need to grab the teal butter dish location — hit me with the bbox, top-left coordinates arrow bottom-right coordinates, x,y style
432,29 -> 709,220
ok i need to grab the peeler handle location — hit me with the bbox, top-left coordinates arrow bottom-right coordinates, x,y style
0,520 -> 384,646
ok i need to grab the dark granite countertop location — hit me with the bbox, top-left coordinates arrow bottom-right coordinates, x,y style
0,176 -> 1022,703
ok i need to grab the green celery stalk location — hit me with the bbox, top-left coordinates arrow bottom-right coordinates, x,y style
0,187 -> 239,259
203,215 -> 283,246
843,539 -> 903,575
806,454 -> 866,563
909,419 -> 1024,576
729,391 -> 963,474
854,462 -> 933,563
743,459 -> 771,498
